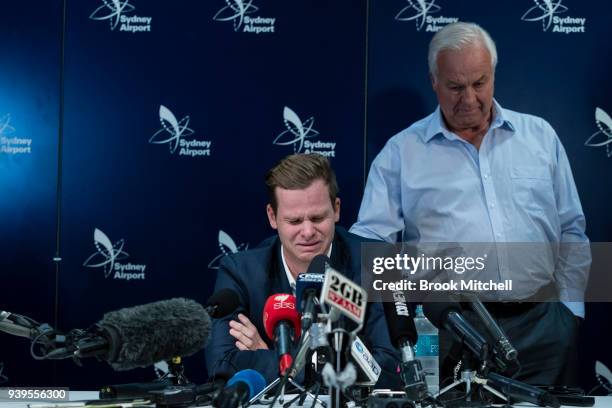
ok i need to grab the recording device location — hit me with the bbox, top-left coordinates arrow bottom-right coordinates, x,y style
99,378 -> 174,399
145,376 -> 230,407
262,293 -> 301,375
367,390 -> 416,408
536,386 -> 595,407
45,298 -> 212,370
382,291 -> 427,401
214,369 -> 267,408
486,372 -> 560,408
100,375 -> 229,402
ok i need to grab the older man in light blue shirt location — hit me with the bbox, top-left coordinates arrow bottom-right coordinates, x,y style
351,22 -> 590,385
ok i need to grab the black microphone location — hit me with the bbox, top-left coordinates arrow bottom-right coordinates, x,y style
296,254 -> 328,331
423,301 -> 490,363
468,297 -> 518,362
382,291 -> 427,401
46,298 -> 212,370
100,372 -> 230,402
206,288 -> 240,318
214,369 -> 267,408
486,372 -> 560,408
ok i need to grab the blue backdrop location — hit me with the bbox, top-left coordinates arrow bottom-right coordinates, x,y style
1,0 -> 610,392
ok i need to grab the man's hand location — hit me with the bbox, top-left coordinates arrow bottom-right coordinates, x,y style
229,313 -> 269,351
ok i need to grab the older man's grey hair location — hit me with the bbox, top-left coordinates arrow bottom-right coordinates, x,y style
428,22 -> 497,81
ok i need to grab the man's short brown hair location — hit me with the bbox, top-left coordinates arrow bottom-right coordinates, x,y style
265,153 -> 339,213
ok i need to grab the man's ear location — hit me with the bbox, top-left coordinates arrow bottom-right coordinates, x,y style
267,204 -> 278,230
333,198 -> 341,223
430,72 -> 437,90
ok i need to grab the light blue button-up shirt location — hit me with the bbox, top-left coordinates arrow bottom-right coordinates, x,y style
351,100 -> 590,317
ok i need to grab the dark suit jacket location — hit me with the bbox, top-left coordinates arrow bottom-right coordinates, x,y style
204,226 -> 401,388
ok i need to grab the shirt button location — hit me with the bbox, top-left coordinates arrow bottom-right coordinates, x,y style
483,174 -> 488,180
496,233 -> 502,238
490,202 -> 495,208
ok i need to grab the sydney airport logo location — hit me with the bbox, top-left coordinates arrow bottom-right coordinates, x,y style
90,0 -> 152,33
149,105 -> 212,158
521,0 -> 585,34
208,230 -> 249,269
0,114 -> 32,155
83,228 -> 147,280
395,0 -> 458,32
585,107 -> 612,158
213,0 -> 275,34
273,106 -> 336,157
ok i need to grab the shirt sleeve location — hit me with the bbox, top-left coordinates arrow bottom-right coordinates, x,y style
547,121 -> 591,317
350,139 -> 405,243
204,255 -> 282,383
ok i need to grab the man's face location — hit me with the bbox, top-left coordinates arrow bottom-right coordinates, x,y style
267,179 -> 340,274
432,45 -> 494,133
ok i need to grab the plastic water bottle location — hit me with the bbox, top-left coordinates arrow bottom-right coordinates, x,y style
414,304 -> 439,393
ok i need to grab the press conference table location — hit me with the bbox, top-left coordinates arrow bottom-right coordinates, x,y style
1,392 -> 611,408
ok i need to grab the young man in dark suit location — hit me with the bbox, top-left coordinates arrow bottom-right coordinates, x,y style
205,153 -> 401,388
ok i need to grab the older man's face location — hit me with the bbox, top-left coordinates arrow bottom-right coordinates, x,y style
432,45 -> 494,134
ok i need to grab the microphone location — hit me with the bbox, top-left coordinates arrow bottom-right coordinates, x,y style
320,264 -> 368,325
101,373 -> 231,403
206,288 -> 240,318
350,335 -> 381,386
486,372 -> 560,408
214,369 -> 267,408
382,291 -> 427,400
45,298 -> 212,370
467,296 -> 518,362
262,294 -> 301,375
0,311 -> 55,341
422,301 -> 490,363
296,262 -> 326,331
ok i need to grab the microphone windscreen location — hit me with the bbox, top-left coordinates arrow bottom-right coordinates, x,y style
206,288 -> 240,318
226,369 -> 267,399
422,301 -> 462,330
295,273 -> 325,312
306,254 -> 329,275
262,294 -> 301,340
382,299 -> 418,347
101,298 -> 211,371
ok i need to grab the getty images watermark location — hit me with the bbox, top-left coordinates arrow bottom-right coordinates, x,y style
360,241 -> 601,303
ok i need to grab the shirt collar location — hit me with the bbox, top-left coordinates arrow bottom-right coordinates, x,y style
421,98 -> 515,143
281,243 -> 333,294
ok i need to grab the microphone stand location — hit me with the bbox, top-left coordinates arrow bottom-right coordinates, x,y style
436,351 -> 507,405
166,357 -> 189,385
249,330 -> 326,407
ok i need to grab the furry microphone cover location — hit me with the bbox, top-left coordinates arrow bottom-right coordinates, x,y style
101,298 -> 212,370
